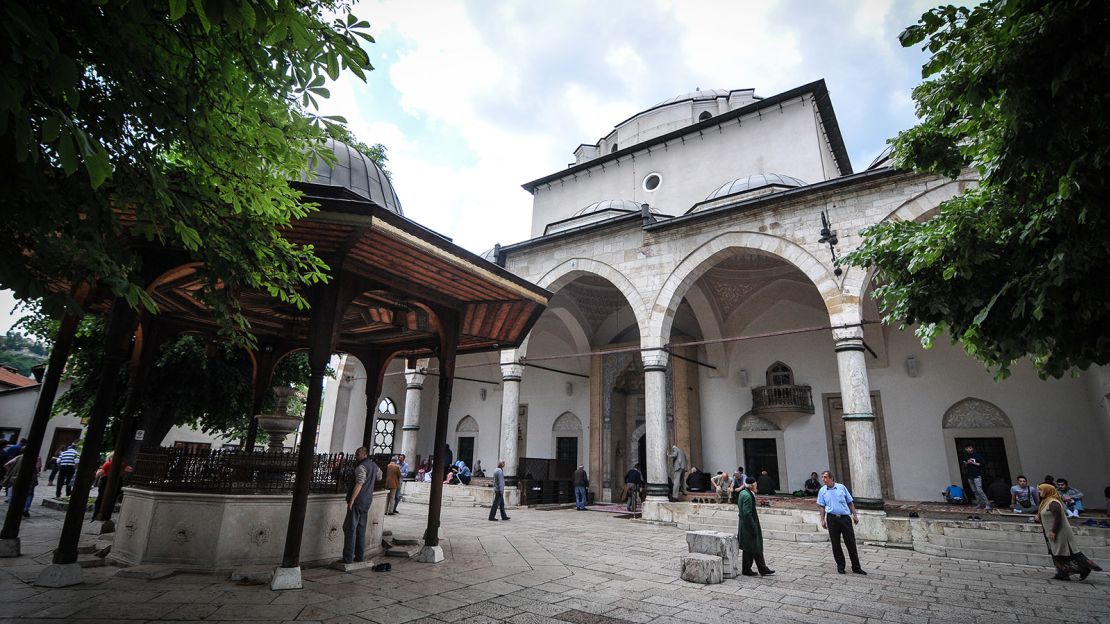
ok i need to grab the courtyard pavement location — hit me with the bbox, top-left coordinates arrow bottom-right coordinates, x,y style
1,483 -> 1109,624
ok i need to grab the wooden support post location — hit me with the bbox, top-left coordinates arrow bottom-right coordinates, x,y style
43,299 -> 137,575
355,350 -> 390,450
0,301 -> 82,552
421,310 -> 459,557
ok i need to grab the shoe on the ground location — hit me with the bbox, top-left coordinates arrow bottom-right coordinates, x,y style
741,570 -> 758,577
759,569 -> 775,576
1052,573 -> 1071,581
22,511 -> 29,518
488,518 -> 498,521
851,568 -> 867,575
837,568 -> 846,574
501,517 -> 510,520
1079,568 -> 1091,581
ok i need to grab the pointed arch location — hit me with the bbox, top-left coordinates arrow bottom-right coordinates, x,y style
537,258 -> 647,327
455,415 -> 480,432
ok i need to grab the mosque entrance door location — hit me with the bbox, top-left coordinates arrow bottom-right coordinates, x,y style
743,438 -> 779,491
555,437 -> 577,479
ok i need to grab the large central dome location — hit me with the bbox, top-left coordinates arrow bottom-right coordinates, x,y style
302,139 -> 403,215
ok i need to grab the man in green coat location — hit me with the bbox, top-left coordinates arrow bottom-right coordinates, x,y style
737,477 -> 775,576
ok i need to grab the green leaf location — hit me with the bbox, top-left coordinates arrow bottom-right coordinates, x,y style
85,143 -> 112,189
57,130 -> 77,174
169,0 -> 187,21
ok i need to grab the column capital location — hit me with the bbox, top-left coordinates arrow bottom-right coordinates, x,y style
404,369 -> 427,389
500,363 -> 524,382
640,348 -> 669,372
832,324 -> 865,347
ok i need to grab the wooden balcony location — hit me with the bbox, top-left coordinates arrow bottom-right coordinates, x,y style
751,384 -> 814,414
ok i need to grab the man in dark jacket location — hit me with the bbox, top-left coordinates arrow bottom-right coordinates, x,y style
755,470 -> 776,495
572,465 -> 589,510
737,477 -> 774,576
624,464 -> 644,512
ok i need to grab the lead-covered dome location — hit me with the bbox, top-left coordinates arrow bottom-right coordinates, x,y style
705,173 -> 807,201
303,139 -> 403,215
573,199 -> 650,216
654,89 -> 732,107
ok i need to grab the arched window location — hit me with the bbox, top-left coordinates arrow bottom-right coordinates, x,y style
372,397 -> 397,455
765,362 -> 793,386
376,397 -> 396,414
610,143 -> 618,153
698,110 -> 712,121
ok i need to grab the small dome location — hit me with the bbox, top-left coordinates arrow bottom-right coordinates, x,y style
303,139 -> 403,215
867,145 -> 894,170
573,199 -> 648,216
655,89 -> 732,107
705,173 -> 807,201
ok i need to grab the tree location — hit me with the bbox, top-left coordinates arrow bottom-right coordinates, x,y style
0,1 -> 376,337
845,0 -> 1110,379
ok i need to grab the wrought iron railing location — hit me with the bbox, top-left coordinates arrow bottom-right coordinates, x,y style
751,384 -> 814,413
129,448 -> 361,495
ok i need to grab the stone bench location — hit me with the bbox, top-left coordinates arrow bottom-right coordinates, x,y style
681,553 -> 723,584
685,530 -> 739,578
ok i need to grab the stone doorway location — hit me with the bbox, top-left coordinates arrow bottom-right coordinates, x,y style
823,392 -> 893,499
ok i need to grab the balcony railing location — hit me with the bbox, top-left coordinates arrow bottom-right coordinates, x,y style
751,384 -> 814,414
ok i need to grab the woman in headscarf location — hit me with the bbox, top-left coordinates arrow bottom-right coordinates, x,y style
1037,483 -> 1102,581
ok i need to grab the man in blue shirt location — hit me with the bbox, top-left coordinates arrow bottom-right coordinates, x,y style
816,470 -> 866,575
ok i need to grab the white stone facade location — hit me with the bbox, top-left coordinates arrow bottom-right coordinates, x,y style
323,82 -> 1110,510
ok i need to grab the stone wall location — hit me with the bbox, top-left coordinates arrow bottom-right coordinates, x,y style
111,488 -> 388,570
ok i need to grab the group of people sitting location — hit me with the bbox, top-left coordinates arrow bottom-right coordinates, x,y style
688,466 -> 787,503
410,457 -> 484,484
943,474 -> 1105,524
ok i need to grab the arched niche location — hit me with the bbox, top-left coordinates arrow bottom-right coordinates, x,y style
551,411 -> 584,477
734,412 -> 787,493
454,415 -> 479,469
942,398 -> 1022,488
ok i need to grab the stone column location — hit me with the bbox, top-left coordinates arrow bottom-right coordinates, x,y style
833,325 -> 883,507
499,349 -> 523,483
399,361 -> 427,463
642,348 -> 670,500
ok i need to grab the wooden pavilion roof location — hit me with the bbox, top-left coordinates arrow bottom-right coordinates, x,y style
123,184 -> 549,357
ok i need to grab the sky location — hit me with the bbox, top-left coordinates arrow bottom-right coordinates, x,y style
0,0 -> 941,336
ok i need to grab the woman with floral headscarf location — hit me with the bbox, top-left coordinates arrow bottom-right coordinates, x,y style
1037,483 -> 1102,581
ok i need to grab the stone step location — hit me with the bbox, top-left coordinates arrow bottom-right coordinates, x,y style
942,547 -> 1052,567
385,546 -> 420,558
687,515 -> 819,532
942,524 -> 1109,546
927,534 -> 1110,557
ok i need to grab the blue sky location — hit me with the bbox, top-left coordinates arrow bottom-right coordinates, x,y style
1,0 -> 941,336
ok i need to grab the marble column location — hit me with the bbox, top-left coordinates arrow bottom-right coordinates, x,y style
399,361 -> 427,464
642,348 -> 670,500
499,349 -> 523,483
833,326 -> 883,507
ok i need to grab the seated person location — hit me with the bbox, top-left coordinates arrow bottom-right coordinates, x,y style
943,483 -> 966,504
710,471 -> 730,503
686,467 -> 702,492
443,466 -> 460,485
1056,478 -> 1084,517
804,472 -> 821,497
755,470 -> 776,495
455,460 -> 472,485
473,460 -> 485,478
987,476 -> 1012,509
1009,475 -> 1039,513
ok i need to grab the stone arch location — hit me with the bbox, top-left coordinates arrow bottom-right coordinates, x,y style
456,415 -> 480,432
537,258 -> 647,329
736,412 -> 781,432
647,232 -> 842,347
942,398 -> 1012,429
941,397 -> 1022,487
454,415 -> 480,470
841,176 -> 978,307
551,411 -> 584,471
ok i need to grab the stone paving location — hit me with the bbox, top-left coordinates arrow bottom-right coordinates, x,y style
1,483 -> 1109,624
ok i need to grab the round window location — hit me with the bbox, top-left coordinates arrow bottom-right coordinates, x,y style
642,173 -> 662,192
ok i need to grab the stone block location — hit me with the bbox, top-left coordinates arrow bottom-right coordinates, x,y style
680,553 -> 723,584
414,545 -> 444,563
35,563 -> 83,587
392,537 -> 420,545
685,530 -> 739,578
270,565 -> 302,591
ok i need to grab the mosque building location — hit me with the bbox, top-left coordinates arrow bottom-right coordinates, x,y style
320,79 -> 1110,509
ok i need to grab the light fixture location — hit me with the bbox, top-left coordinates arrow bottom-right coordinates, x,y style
904,356 -> 919,378
479,388 -> 487,401
565,382 -> 574,396
818,208 -> 844,277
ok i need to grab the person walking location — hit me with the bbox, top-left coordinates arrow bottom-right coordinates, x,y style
572,464 -> 589,511
816,470 -> 866,575
55,443 -> 78,498
2,449 -> 41,517
737,477 -> 775,576
342,448 -> 382,563
1037,483 -> 1102,581
394,453 -> 409,513
624,463 -> 644,512
488,460 -> 510,521
384,455 -> 402,515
